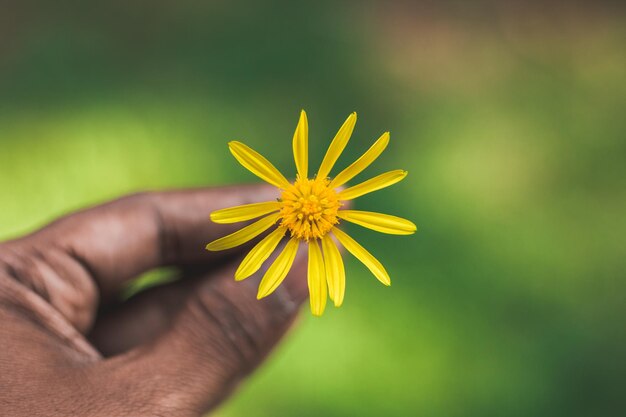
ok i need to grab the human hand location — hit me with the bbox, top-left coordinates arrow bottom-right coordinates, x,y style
0,185 -> 308,416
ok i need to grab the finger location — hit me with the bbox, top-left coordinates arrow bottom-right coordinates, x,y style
9,184 -> 280,298
95,241 -> 308,415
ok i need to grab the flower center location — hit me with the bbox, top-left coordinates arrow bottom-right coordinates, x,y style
279,176 -> 341,240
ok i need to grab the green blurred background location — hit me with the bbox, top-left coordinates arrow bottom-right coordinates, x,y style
1,1 -> 625,416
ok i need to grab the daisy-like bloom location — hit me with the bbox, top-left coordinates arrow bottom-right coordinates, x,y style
206,111 -> 416,316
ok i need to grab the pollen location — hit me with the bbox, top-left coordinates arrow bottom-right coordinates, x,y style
279,176 -> 341,240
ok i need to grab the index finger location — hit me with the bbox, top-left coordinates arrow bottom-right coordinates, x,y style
10,184 -> 280,297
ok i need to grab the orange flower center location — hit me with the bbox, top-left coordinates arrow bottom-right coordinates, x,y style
279,176 -> 341,240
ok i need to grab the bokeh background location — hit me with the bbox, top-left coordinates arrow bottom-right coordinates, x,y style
1,1 -> 625,416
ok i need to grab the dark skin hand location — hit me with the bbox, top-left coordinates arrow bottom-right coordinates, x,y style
0,185 -> 310,416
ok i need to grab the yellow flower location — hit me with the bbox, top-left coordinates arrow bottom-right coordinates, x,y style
206,111 -> 416,316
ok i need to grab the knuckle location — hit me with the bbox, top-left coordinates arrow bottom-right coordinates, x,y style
0,244 -> 98,333
112,190 -> 179,264
0,249 -> 50,302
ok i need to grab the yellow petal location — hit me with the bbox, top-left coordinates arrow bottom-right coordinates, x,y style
332,227 -> 391,286
308,239 -> 327,316
321,234 -> 345,307
235,227 -> 286,280
316,112 -> 357,179
337,210 -> 417,235
210,201 -> 280,224
329,132 -> 389,188
257,238 -> 299,299
229,141 -> 290,189
206,213 -> 279,251
338,170 -> 407,201
293,110 -> 308,179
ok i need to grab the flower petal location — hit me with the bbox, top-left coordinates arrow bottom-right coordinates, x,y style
229,141 -> 290,188
308,239 -> 327,316
210,201 -> 280,224
206,213 -> 280,251
316,112 -> 357,179
235,227 -> 286,281
330,132 -> 389,188
257,237 -> 299,299
338,170 -> 407,201
332,227 -> 391,286
321,234 -> 345,307
337,210 -> 417,235
293,110 -> 309,179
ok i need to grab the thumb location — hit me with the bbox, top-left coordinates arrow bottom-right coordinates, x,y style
98,244 -> 308,415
